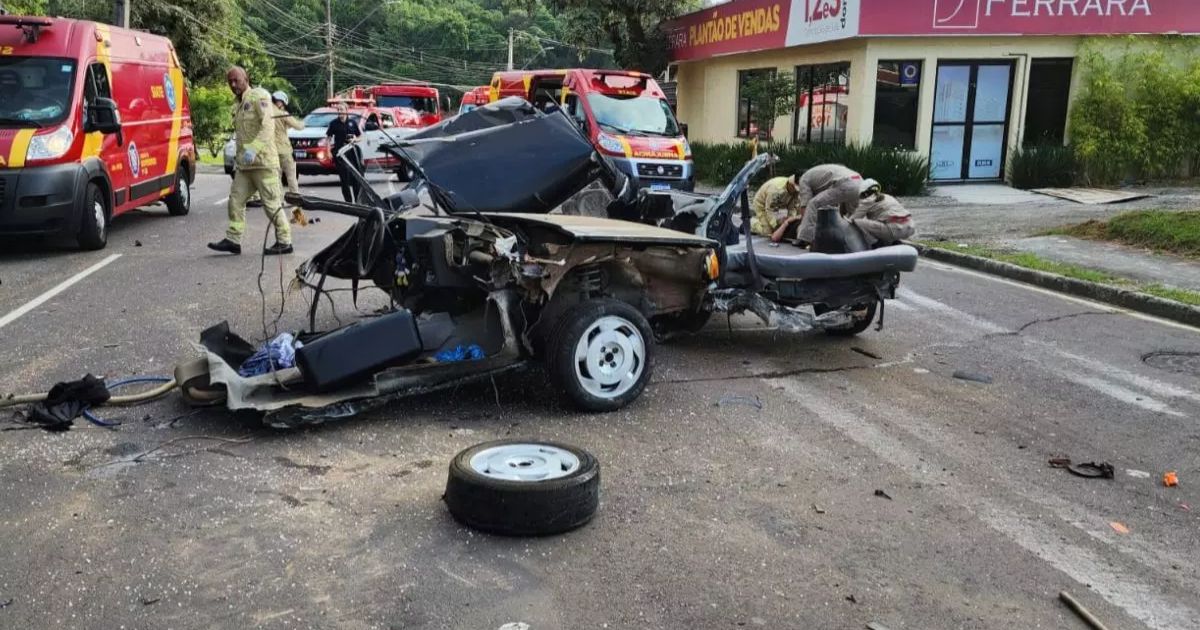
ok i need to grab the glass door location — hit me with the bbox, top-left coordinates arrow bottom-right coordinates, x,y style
930,61 -> 1014,181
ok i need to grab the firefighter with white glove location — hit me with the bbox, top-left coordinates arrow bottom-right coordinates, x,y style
849,178 -> 915,246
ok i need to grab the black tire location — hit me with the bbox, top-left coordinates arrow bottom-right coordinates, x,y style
77,181 -> 108,250
165,165 -> 190,216
548,298 -> 654,412
820,302 -> 878,337
444,439 -> 600,536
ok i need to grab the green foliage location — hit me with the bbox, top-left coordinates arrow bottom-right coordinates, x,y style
1071,38 -> 1200,185
1008,145 -> 1077,190
693,142 -> 929,196
740,73 -> 795,141
189,84 -> 235,156
1053,210 -> 1200,258
3,0 -> 46,13
545,0 -> 697,74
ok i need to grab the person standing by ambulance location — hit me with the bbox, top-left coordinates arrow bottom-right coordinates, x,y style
271,91 -> 305,203
208,67 -> 292,256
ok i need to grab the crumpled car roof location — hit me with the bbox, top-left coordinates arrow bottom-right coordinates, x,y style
390,97 -> 602,214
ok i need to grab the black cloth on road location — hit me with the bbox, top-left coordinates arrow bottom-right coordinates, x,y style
27,374 -> 111,431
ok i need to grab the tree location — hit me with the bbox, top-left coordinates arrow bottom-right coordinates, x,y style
546,0 -> 698,74
742,72 -> 796,142
189,84 -> 235,156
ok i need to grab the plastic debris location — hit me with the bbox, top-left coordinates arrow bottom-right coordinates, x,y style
238,333 -> 302,377
1163,471 -> 1179,487
1109,521 -> 1130,535
1125,469 -> 1151,479
434,344 -> 486,363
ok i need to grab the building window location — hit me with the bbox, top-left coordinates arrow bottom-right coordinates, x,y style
1023,58 -> 1074,146
873,61 -> 922,150
737,68 -> 774,138
794,62 -> 850,144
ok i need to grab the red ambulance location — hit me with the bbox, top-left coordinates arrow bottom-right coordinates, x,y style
0,15 -> 194,250
489,69 -> 693,191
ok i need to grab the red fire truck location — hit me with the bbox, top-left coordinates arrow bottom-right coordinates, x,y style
458,86 -> 490,115
489,69 -> 693,191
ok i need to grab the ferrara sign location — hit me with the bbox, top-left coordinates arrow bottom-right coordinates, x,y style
666,0 -> 1200,61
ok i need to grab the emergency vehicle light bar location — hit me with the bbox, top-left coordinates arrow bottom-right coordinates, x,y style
0,15 -> 52,43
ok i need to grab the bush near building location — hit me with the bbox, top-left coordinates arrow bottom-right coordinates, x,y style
1008,145 -> 1078,190
692,142 -> 929,196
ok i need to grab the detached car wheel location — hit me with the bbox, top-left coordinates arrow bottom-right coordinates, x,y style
444,440 -> 600,536
549,298 -> 653,412
77,181 -> 108,250
165,165 -> 190,216
821,302 -> 877,337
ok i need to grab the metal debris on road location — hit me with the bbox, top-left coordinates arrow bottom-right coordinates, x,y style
1048,457 -> 1114,479
1124,469 -> 1151,479
952,370 -> 993,384
873,489 -> 893,500
866,623 -> 892,630
1059,590 -> 1114,630
851,346 -> 882,360
813,504 -> 826,514
1163,471 -> 1179,487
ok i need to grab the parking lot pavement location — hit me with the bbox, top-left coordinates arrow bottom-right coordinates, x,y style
1,175 -> 1198,629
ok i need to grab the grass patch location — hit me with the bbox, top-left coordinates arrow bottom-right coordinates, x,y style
1049,210 -> 1200,258
197,149 -> 224,166
920,241 -> 1120,284
920,240 -> 1200,306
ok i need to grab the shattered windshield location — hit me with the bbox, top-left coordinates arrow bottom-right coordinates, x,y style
0,57 -> 76,127
586,93 -> 679,137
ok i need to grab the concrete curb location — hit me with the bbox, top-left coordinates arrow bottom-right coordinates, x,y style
911,243 -> 1200,329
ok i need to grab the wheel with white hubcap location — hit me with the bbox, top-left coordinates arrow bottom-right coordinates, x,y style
548,298 -> 653,412
165,165 -> 190,216
77,181 -> 108,250
444,439 -> 600,536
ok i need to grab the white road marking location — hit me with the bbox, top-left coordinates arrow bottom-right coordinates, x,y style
885,299 -> 915,312
1056,372 -> 1184,417
897,288 -> 1008,333
0,254 -> 121,330
922,259 -> 1198,333
214,196 -> 229,206
772,378 -> 1200,630
1057,350 -> 1200,404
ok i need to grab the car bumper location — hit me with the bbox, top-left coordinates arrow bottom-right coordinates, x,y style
611,157 -> 694,192
0,163 -> 86,237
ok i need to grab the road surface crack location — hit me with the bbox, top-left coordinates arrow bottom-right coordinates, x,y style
984,310 -> 1114,338
653,364 -> 875,385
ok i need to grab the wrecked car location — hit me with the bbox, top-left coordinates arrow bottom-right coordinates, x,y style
638,153 -> 920,336
197,99 -> 721,426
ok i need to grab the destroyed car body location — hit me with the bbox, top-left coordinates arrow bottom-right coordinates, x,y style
637,153 -> 919,336
197,99 -> 720,426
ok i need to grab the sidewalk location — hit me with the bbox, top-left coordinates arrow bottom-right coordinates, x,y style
1011,235 -> 1200,292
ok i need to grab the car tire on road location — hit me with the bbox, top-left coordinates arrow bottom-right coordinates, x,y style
165,165 -> 191,216
444,439 -> 600,536
548,298 -> 653,412
77,181 -> 108,251
820,302 -> 878,337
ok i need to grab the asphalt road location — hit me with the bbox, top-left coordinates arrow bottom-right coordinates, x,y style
1,173 -> 1198,630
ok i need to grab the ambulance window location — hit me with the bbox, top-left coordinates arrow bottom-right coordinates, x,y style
565,95 -> 587,127
85,63 -> 111,104
379,112 -> 394,128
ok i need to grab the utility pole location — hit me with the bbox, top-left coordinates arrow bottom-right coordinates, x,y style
325,0 -> 334,100
113,0 -> 130,28
507,28 -> 514,71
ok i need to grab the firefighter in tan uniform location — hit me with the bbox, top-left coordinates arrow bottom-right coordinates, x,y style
749,175 -> 802,241
271,91 -> 305,201
207,67 -> 292,256
794,163 -> 863,245
850,179 -> 915,246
